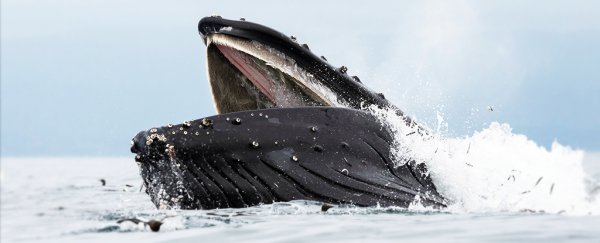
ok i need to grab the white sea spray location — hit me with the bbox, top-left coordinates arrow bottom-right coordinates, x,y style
368,106 -> 600,215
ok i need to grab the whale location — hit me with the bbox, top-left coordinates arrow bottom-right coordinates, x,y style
130,16 -> 446,210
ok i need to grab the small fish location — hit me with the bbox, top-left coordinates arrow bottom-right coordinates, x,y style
534,176 -> 543,187
321,203 -> 334,212
117,218 -> 165,232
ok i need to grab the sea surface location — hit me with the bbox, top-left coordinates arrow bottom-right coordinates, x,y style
1,155 -> 599,243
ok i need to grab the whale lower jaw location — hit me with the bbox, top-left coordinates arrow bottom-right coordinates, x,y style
132,107 -> 446,210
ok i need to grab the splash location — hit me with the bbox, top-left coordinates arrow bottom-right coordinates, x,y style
370,106 -> 599,215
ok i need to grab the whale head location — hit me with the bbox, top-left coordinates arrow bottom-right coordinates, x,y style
130,16 -> 444,210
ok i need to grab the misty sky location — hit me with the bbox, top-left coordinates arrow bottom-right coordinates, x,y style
1,0 -> 599,156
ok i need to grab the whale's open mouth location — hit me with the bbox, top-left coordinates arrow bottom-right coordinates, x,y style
206,33 -> 339,114
197,16 -> 400,115
130,17 -> 444,210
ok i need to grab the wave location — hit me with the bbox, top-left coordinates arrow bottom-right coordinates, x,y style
370,106 -> 600,215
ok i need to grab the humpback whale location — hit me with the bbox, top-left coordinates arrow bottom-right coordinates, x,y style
131,16 -> 446,210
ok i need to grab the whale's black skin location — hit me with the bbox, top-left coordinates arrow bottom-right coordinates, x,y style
198,16 -> 419,127
131,16 -> 445,210
198,17 -> 389,110
132,107 -> 445,209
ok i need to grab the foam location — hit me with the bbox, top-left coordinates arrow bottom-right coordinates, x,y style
370,106 -> 600,215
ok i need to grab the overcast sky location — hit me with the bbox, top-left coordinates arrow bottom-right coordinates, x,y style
1,0 -> 599,156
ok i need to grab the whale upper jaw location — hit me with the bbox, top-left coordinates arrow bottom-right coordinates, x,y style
198,16 -> 404,115
204,33 -> 338,114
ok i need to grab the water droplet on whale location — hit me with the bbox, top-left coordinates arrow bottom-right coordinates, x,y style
339,66 -> 348,74
201,118 -> 213,127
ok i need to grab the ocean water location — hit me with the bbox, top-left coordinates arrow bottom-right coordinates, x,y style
2,124 -> 600,242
